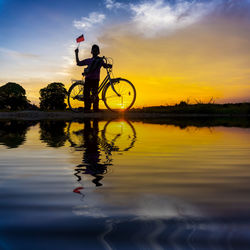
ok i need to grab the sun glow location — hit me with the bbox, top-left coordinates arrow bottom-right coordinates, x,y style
1,0 -> 250,107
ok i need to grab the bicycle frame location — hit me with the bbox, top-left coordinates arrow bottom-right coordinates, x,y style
98,74 -> 110,95
97,57 -> 121,99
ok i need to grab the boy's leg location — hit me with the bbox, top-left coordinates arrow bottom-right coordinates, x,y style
84,79 -> 91,111
92,79 -> 99,111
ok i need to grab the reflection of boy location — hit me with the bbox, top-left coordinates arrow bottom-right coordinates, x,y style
83,119 -> 108,187
75,45 -> 112,112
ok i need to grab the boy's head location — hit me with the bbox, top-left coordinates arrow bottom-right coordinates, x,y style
91,44 -> 100,57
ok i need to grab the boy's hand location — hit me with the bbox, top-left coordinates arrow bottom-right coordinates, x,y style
75,48 -> 79,54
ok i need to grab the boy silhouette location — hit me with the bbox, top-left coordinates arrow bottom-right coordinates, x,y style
75,45 -> 111,112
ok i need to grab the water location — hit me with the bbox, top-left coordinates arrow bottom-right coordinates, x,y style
0,118 -> 250,249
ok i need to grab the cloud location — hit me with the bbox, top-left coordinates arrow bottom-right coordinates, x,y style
130,0 -> 219,37
97,6 -> 250,105
0,47 -> 39,59
73,12 -> 106,29
104,0 -> 125,10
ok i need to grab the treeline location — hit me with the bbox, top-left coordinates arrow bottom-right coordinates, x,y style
0,82 -> 67,111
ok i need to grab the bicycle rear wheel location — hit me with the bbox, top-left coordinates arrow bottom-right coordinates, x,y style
68,81 -> 85,112
103,78 -> 136,111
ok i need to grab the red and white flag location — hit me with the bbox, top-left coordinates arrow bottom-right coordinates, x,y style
76,34 -> 84,43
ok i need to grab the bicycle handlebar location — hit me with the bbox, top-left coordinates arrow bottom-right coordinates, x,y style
103,56 -> 113,73
103,56 -> 107,63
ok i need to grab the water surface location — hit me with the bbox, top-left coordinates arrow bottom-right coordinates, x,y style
0,119 -> 250,249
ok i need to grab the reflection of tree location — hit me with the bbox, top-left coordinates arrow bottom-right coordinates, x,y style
135,117 -> 250,129
40,121 -> 67,148
0,121 -> 37,148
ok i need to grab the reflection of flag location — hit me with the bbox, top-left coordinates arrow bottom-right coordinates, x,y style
73,187 -> 83,194
76,34 -> 84,43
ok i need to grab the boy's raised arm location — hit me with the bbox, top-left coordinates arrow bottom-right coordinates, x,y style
75,48 -> 86,66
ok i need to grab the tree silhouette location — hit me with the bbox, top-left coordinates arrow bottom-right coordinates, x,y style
0,82 -> 30,110
39,82 -> 67,110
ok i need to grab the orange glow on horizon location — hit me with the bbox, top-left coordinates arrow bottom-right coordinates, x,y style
6,15 -> 250,108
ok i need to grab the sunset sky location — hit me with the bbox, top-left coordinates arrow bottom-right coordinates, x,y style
0,0 -> 250,107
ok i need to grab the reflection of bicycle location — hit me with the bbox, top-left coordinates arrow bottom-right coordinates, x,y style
67,119 -> 136,154
101,120 -> 136,152
68,119 -> 136,188
67,57 -> 136,112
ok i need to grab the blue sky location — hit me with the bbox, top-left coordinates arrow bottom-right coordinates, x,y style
1,0 -> 226,57
0,0 -> 130,81
1,0 -> 99,52
0,0 -> 250,105
0,0 -> 131,50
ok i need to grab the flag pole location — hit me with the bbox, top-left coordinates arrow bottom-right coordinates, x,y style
76,34 -> 84,49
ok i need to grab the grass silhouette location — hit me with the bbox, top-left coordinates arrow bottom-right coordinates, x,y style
131,102 -> 250,115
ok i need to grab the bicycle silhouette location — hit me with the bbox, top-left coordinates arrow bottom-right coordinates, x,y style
67,57 -> 136,112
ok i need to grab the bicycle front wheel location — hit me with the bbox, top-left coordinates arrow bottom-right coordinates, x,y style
68,81 -> 84,112
103,78 -> 136,111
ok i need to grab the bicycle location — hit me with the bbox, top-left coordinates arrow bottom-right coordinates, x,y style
67,57 -> 136,112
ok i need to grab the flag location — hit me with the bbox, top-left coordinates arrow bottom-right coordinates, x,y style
76,34 -> 84,43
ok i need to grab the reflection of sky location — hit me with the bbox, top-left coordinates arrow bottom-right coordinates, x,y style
1,121 -> 250,217
0,0 -> 250,105
1,120 -> 250,248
